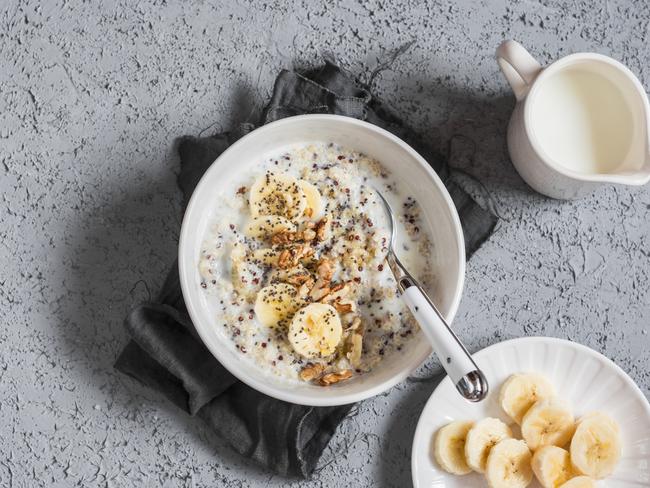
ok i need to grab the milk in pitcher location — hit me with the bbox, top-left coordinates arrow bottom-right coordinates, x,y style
530,68 -> 634,174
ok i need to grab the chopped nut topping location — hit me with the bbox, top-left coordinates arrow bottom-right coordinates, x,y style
277,244 -> 314,269
317,258 -> 334,281
330,283 -> 345,293
299,362 -> 325,381
297,278 -> 315,299
348,316 -> 362,331
309,282 -> 331,301
272,232 -> 295,246
315,217 -> 330,241
333,300 -> 353,314
285,272 -> 312,286
271,228 -> 317,246
319,369 -> 353,386
326,282 -> 351,302
278,249 -> 292,269
346,333 -> 363,367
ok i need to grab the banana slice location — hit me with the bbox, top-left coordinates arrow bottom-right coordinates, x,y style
558,476 -> 596,488
464,417 -> 513,473
245,215 -> 296,239
254,283 -> 301,328
570,412 -> 621,479
298,180 -> 324,219
531,446 -> 574,488
485,438 -> 533,488
499,373 -> 556,424
521,399 -> 575,451
249,173 -> 307,220
288,303 -> 342,358
252,248 -> 280,266
434,420 -> 474,475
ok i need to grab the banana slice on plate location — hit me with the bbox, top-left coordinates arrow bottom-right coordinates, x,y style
570,412 -> 621,479
531,446 -> 574,488
499,373 -> 556,425
288,303 -> 342,358
558,476 -> 596,488
249,173 -> 307,220
434,420 -> 474,475
464,417 -> 513,473
485,438 -> 533,488
254,283 -> 301,328
521,399 -> 575,450
245,215 -> 296,239
298,180 -> 324,219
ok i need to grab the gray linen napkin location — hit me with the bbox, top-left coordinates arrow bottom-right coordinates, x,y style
115,61 -> 497,478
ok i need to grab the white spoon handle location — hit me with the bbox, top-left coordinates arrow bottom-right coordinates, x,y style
401,284 -> 488,401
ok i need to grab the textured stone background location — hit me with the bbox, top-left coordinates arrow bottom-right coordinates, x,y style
1,0 -> 649,486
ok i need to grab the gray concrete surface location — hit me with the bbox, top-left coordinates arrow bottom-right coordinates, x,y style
1,0 -> 649,486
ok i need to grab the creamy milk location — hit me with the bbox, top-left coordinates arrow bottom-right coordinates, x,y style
531,68 -> 634,174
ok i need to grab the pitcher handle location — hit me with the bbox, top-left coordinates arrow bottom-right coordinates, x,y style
496,40 -> 543,101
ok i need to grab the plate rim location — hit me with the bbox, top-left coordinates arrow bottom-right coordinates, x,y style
411,336 -> 650,487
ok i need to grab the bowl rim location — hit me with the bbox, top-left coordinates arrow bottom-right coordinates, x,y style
178,114 -> 466,406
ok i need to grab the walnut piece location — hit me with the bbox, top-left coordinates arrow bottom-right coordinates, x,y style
285,272 -> 312,286
314,217 -> 330,241
277,244 -> 314,269
328,282 -> 350,301
319,370 -> 353,386
302,228 -> 316,241
271,228 -> 317,246
278,249 -> 292,269
316,258 -> 334,281
299,363 -> 325,381
309,281 -> 330,301
333,300 -> 353,314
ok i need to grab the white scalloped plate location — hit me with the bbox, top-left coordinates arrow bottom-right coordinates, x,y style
412,337 -> 650,487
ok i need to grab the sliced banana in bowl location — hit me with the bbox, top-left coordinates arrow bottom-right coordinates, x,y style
249,173 -> 307,220
254,283 -> 302,328
298,180 -> 324,219
288,303 -> 343,359
245,215 -> 296,239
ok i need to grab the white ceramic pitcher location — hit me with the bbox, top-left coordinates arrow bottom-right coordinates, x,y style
496,40 -> 650,199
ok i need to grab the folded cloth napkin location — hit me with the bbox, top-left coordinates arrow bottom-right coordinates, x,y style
115,61 -> 497,478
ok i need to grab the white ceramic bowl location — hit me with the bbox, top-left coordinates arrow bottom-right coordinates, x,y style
178,114 -> 465,406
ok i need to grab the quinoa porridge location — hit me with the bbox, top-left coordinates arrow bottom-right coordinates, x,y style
198,142 -> 435,386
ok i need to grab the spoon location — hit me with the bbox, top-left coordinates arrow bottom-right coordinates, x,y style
375,190 -> 489,402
